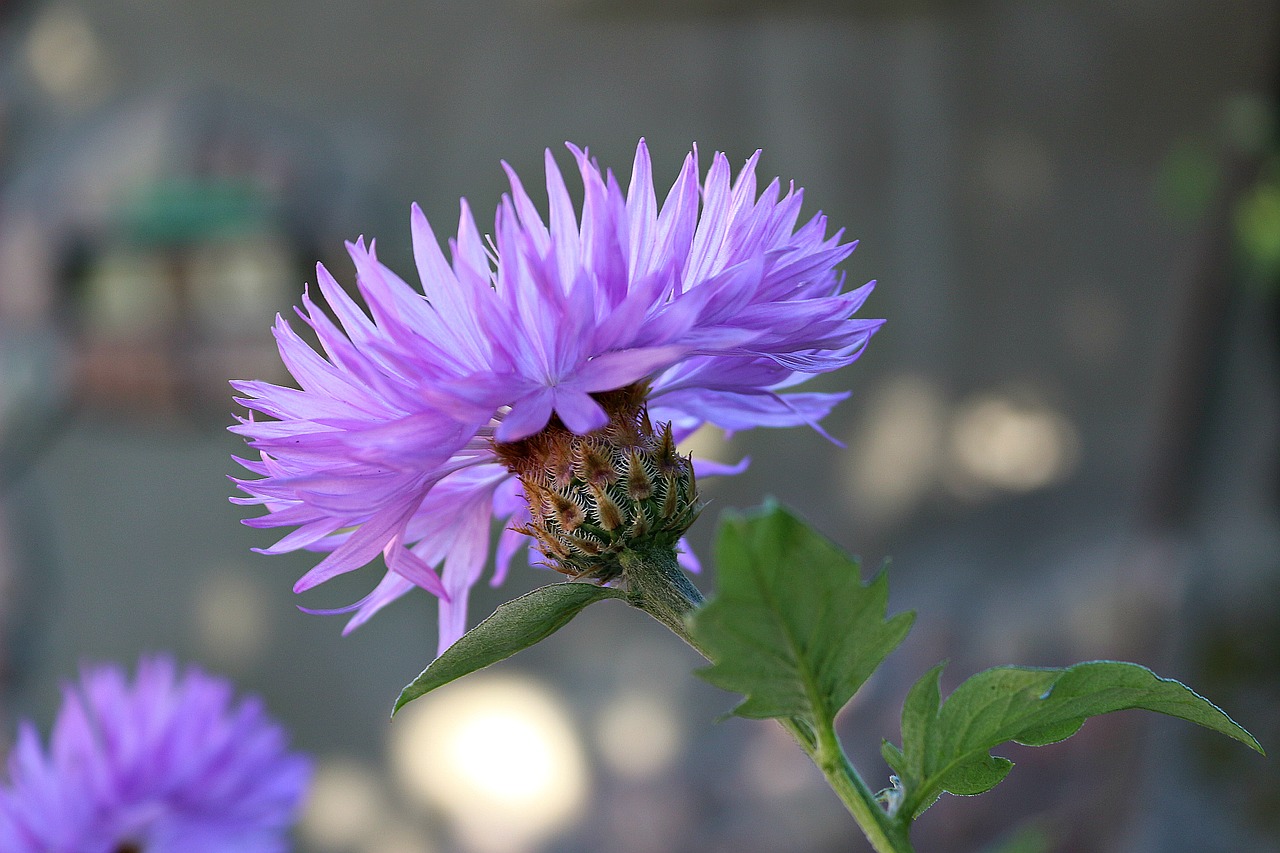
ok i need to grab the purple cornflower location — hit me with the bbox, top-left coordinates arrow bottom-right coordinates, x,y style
0,656 -> 310,853
232,139 -> 882,655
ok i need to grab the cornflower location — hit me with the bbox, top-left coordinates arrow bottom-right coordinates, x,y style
232,140 -> 881,655
0,656 -> 310,853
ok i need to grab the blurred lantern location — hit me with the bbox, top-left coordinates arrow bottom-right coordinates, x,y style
0,84 -> 359,731
0,86 -> 359,419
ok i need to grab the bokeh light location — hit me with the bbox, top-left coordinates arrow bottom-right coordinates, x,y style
23,4 -> 113,107
594,690 -> 684,780
389,675 -> 588,853
299,758 -> 394,852
844,374 -> 947,529
191,565 -> 271,669
947,393 -> 1080,493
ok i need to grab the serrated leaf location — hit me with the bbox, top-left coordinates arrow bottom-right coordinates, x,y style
394,582 -> 625,714
1015,717 -> 1084,746
897,663 -> 943,784
936,754 -> 1014,796
690,503 -> 914,724
881,739 -> 907,776
886,660 -> 1265,820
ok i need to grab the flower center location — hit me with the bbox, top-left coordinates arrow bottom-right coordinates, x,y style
494,383 -> 701,583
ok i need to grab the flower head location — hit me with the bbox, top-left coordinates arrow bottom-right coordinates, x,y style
232,140 -> 882,655
0,656 -> 311,853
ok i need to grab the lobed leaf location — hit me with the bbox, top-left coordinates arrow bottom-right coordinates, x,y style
690,502 -> 914,724
394,582 -> 625,714
887,660 -> 1264,820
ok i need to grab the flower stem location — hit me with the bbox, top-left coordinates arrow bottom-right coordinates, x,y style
809,718 -> 913,853
619,545 -> 707,633
618,546 -> 913,853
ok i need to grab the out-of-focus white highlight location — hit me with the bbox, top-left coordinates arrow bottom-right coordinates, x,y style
845,375 -> 946,527
188,236 -> 295,335
362,820 -> 438,853
299,758 -> 391,851
24,5 -> 113,106
192,568 -> 270,668
948,395 -> 1080,492
595,692 -> 683,780
678,422 -> 733,466
80,250 -> 175,337
390,675 -> 588,853
846,378 -> 1082,525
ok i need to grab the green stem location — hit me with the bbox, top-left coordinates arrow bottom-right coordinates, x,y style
619,546 -> 913,853
811,719 -> 913,853
619,545 -> 707,635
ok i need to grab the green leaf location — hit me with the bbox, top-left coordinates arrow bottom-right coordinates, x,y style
881,739 -> 906,775
393,582 -> 625,714
896,663 -> 943,782
936,754 -> 1013,796
1014,717 -> 1084,746
887,660 -> 1265,819
690,503 -> 915,724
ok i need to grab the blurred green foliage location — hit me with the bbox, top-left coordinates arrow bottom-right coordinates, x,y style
1235,157 -> 1280,292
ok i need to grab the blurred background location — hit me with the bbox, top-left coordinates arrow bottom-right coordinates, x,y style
0,1 -> 1277,851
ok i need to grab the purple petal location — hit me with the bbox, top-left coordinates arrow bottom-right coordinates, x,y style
496,388 -> 556,443
292,499 -> 422,592
551,388 -> 608,434
572,346 -> 687,393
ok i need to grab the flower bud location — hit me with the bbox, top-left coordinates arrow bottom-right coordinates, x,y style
494,384 -> 701,583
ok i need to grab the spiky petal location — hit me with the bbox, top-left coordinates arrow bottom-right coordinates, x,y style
232,139 -> 882,656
